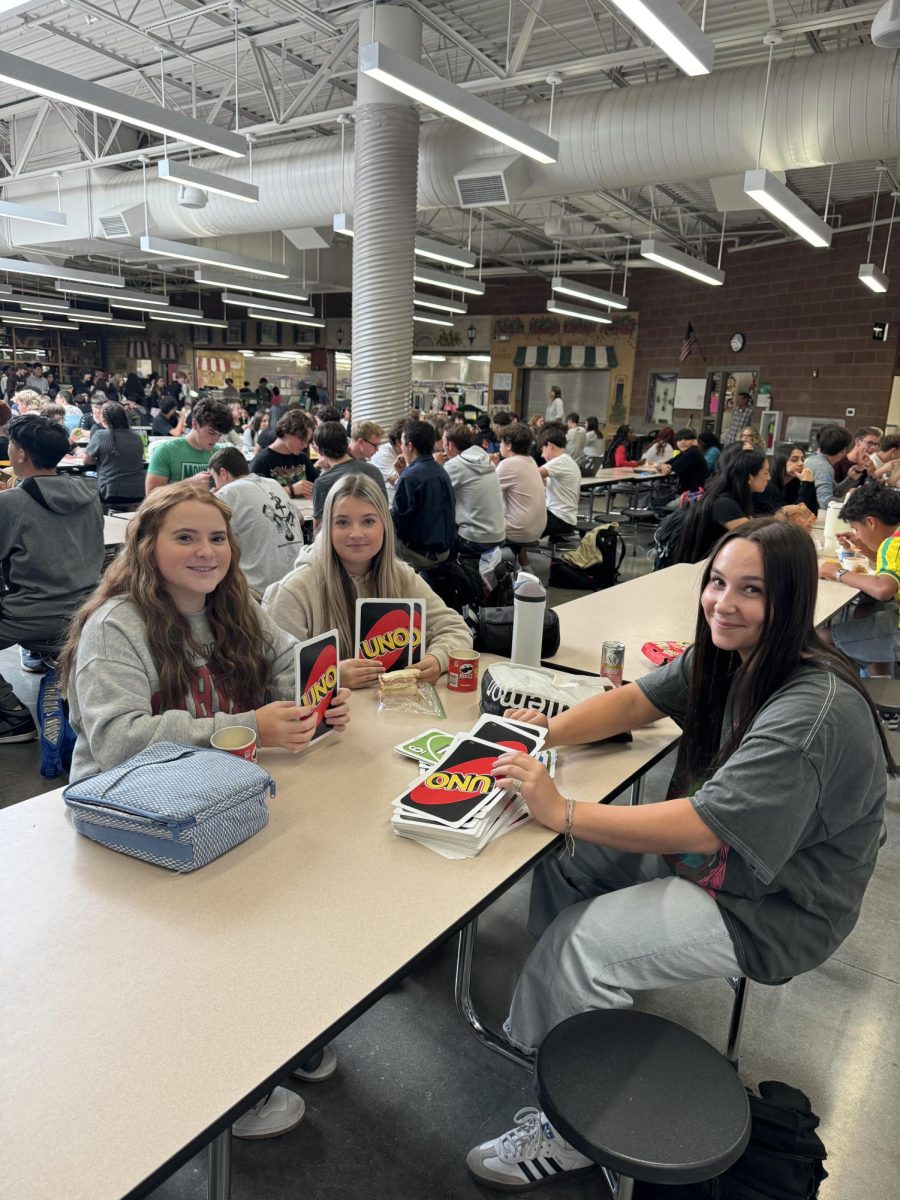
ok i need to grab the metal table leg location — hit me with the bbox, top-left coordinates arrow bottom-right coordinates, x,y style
629,776 -> 644,806
454,918 -> 534,1070
207,1130 -> 231,1200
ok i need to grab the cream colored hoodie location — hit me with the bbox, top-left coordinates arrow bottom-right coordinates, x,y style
262,557 -> 472,675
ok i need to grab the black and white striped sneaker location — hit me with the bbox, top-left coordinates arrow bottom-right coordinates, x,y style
466,1107 -> 595,1191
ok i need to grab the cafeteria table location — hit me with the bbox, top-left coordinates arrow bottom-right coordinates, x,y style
0,663 -> 679,1200
544,561 -> 861,679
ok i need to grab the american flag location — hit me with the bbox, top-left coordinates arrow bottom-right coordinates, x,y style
679,321 -> 701,361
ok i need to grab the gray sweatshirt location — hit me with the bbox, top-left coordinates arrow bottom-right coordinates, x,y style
0,475 -> 104,625
443,445 -> 506,547
67,596 -> 297,780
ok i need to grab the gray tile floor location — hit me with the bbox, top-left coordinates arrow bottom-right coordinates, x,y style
3,535 -> 898,1200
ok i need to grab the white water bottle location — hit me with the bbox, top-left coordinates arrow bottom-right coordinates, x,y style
511,571 -> 547,667
823,500 -> 850,554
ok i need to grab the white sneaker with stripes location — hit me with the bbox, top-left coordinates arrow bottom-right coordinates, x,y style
466,1107 -> 596,1191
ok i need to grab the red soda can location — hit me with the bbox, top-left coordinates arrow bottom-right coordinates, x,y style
600,641 -> 625,687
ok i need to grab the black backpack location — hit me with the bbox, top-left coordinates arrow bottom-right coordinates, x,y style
653,507 -> 688,570
634,1080 -> 828,1200
549,526 -> 626,591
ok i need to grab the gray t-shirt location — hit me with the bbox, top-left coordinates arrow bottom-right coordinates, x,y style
216,473 -> 303,594
86,427 -> 146,499
636,650 -> 886,982
311,458 -> 388,521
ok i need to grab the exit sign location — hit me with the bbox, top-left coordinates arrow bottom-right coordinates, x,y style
873,321 -> 890,341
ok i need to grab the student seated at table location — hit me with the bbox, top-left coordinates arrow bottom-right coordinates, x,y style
209,447 -> 303,594
263,473 -> 471,688
467,519 -> 892,1190
441,424 -> 506,556
656,428 -> 709,496
804,424 -> 852,509
674,449 -> 769,563
697,429 -> 721,472
638,426 -> 675,466
818,481 -> 900,677
754,444 -> 819,522
496,424 -> 546,562
150,397 -> 187,438
391,419 -> 456,570
538,427 -> 581,540
145,398 -> 234,493
0,414 -> 104,742
603,423 -> 640,469
250,408 -> 317,500
311,420 -> 387,530
870,433 -> 900,487
80,401 -> 146,512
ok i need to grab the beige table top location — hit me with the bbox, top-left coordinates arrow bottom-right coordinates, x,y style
545,562 -> 860,679
291,496 -> 314,522
580,467 -> 652,487
102,513 -> 133,544
0,667 -> 679,1200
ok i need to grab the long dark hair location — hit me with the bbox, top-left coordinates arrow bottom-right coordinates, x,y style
674,519 -> 897,792
603,423 -> 632,467
677,449 -> 766,563
773,443 -> 806,502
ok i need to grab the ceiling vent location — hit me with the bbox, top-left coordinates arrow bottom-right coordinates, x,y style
454,155 -> 531,208
94,203 -> 145,240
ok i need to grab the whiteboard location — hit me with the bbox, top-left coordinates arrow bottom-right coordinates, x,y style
674,378 -> 705,410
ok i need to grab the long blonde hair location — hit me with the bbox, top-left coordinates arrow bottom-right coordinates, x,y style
60,483 -> 271,711
310,472 -> 410,654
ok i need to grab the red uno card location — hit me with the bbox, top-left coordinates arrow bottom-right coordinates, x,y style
294,629 -> 340,742
355,598 -> 423,670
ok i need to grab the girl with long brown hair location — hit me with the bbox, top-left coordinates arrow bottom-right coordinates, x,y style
60,481 -> 351,781
467,519 -> 894,1189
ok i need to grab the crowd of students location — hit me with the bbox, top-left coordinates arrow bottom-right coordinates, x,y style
0,387 -> 895,1177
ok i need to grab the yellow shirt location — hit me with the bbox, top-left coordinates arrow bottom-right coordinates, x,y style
875,527 -> 900,627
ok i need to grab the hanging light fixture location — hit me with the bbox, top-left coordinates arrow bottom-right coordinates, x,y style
413,265 -> 485,296
414,236 -> 476,270
413,292 -> 467,314
139,236 -> 289,279
193,271 -> 307,301
639,239 -> 725,286
413,313 -> 454,328
158,160 -> 258,204
604,0 -> 714,76
551,276 -> 629,310
0,199 -> 66,227
221,292 -> 316,317
858,175 -> 896,295
546,300 -> 612,324
359,42 -> 558,164
247,309 -> 325,328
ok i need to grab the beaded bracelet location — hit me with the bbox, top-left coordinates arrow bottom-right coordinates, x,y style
564,795 -> 576,858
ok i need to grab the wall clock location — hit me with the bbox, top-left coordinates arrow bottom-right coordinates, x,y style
730,332 -> 746,353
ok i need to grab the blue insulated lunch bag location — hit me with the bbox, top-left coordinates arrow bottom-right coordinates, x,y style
63,741 -> 274,872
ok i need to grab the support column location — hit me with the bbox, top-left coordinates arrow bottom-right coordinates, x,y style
351,4 -> 421,428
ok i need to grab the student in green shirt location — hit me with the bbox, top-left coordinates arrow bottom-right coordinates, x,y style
145,398 -> 233,493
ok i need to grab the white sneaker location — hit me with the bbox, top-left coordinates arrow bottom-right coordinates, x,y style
292,1042 -> 337,1083
466,1107 -> 595,1191
231,1087 -> 305,1140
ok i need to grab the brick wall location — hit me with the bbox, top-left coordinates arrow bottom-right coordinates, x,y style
468,198 -> 900,430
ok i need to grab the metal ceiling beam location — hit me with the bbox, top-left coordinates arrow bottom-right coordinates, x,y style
404,0 -> 506,79
280,23 -> 358,123
11,99 -> 49,175
251,45 -> 280,123
508,0 -> 543,75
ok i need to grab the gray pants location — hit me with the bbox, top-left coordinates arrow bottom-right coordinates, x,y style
0,614 -> 64,710
505,841 -> 742,1054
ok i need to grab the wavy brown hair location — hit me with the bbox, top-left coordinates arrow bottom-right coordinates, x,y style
60,483 -> 272,711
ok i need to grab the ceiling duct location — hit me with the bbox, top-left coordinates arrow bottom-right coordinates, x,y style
453,155 -> 531,207
95,203 -> 146,240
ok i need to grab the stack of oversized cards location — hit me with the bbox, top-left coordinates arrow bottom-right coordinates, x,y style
390,715 -> 548,859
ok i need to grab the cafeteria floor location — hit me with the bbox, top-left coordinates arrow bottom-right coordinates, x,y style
2,553 -> 898,1200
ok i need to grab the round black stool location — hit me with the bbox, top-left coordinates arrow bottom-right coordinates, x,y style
536,1010 -> 751,1199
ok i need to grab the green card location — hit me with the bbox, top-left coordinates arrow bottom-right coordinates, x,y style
394,728 -> 455,766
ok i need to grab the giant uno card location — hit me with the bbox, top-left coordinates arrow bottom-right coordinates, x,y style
393,736 -> 508,828
294,629 -> 340,742
355,598 -> 423,671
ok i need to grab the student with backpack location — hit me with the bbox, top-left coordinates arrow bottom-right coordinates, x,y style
59,481 -> 351,1138
673,449 -> 769,564
466,519 -> 891,1190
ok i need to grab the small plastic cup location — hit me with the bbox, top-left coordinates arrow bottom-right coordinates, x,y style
210,725 -> 258,762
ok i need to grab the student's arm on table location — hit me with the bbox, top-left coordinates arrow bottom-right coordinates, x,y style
506,681 -> 665,749
818,560 -> 898,601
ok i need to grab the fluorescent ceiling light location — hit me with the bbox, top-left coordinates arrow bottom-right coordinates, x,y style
742,169 -> 832,248
147,304 -> 204,319
546,300 -> 612,324
359,41 -> 558,165
413,313 -> 454,327
0,48 -> 246,158
247,308 -> 325,328
0,199 -> 66,227
413,265 -> 486,296
332,213 -> 353,237
414,236 -> 476,269
413,354 -> 447,361
158,159 -> 258,204
70,316 -> 147,329
551,276 -> 628,309
413,291 -> 467,314
605,0 -> 714,76
640,238 -> 725,286
13,294 -> 71,311
148,312 -> 228,328
53,281 -> 166,304
140,235 -> 288,279
468,354 -> 491,362
69,309 -> 113,321
0,256 -> 124,287
0,311 -> 42,323
222,292 -> 315,317
858,263 -> 889,293
193,270 -> 307,301
36,321 -> 77,330
239,350 -> 255,356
